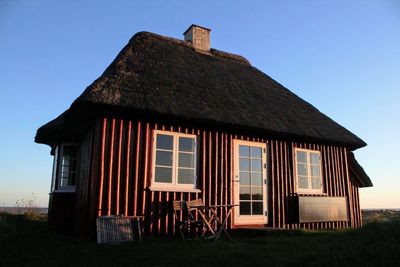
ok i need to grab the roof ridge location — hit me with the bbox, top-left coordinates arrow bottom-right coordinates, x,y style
130,31 -> 251,65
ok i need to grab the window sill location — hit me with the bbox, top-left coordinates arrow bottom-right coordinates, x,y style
149,186 -> 201,193
296,192 -> 327,196
49,190 -> 76,194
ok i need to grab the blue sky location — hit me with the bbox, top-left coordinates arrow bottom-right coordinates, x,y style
0,0 -> 399,208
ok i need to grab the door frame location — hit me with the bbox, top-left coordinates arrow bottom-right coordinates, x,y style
233,139 -> 268,225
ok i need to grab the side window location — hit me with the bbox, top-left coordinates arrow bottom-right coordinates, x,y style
295,149 -> 322,193
52,144 -> 78,192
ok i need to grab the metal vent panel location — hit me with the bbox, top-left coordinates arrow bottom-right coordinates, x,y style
96,216 -> 134,244
299,196 -> 348,223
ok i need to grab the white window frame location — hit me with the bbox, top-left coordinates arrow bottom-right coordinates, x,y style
50,145 -> 59,192
51,143 -> 78,193
150,130 -> 200,192
295,148 -> 323,194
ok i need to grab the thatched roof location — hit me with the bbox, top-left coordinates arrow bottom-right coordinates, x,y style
35,111 -> 67,146
348,152 -> 372,187
36,31 -> 366,149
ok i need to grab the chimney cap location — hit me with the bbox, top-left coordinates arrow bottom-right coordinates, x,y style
183,24 -> 211,35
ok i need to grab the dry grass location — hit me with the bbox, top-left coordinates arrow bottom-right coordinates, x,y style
362,209 -> 400,224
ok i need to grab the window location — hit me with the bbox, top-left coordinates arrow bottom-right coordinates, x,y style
295,148 -> 322,193
152,131 -> 198,191
51,144 -> 78,192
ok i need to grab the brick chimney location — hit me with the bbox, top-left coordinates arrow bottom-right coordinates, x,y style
183,24 -> 211,52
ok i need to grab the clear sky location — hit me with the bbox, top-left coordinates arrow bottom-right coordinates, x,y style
0,0 -> 399,208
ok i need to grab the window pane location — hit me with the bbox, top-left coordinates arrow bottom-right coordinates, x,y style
58,145 -> 78,190
240,186 -> 250,200
311,165 -> 321,177
179,137 -> 195,152
156,134 -> 173,150
178,169 -> 194,184
251,173 -> 263,186
155,167 -> 172,183
297,151 -> 307,163
240,172 -> 250,185
61,172 -> 70,179
252,187 -> 263,200
252,202 -> 263,215
240,158 -> 250,171
61,178 -> 69,187
61,155 -> 70,166
239,202 -> 251,215
310,153 -> 320,164
68,173 -> 76,186
156,150 -> 173,166
239,145 -> 250,157
69,159 -> 77,171
178,153 -> 194,168
297,163 -> 308,176
251,147 -> 262,158
298,176 -> 308,189
312,177 -> 322,190
251,159 -> 262,172
61,165 -> 69,174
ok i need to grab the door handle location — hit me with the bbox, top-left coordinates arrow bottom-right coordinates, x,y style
233,180 -> 240,183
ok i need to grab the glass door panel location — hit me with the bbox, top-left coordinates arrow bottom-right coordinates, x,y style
238,145 -> 264,216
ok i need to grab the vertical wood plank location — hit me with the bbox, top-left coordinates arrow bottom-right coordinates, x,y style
276,141 -> 281,227
285,142 -> 292,228
334,147 -> 343,197
271,140 -> 276,228
220,132 -> 224,221
230,134 -> 234,228
208,131 -> 212,207
134,121 -> 142,216
141,123 -> 150,218
280,141 -> 286,228
97,117 -> 107,216
202,130 -> 206,203
124,120 -> 132,216
116,119 -> 123,215
107,119 -> 116,215
292,142 -> 297,229
215,131 -> 219,218
224,133 -> 228,219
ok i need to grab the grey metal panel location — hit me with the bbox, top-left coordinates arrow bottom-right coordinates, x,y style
299,196 -> 348,223
96,216 -> 134,244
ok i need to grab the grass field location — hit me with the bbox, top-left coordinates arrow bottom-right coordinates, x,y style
0,211 -> 399,266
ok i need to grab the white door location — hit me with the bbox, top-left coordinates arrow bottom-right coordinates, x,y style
233,140 -> 268,225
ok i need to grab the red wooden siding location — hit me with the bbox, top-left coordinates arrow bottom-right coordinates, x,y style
48,192 -> 75,233
48,126 -> 94,235
89,116 -> 362,236
74,126 -> 94,235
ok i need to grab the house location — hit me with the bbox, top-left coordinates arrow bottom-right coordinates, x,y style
35,25 -> 372,237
